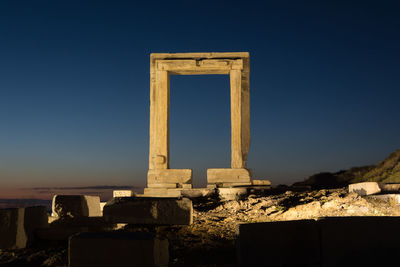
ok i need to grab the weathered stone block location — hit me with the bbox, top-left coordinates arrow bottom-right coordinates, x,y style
320,216 -> 400,266
103,197 -> 192,225
207,168 -> 252,184
0,208 -> 27,249
379,183 -> 400,192
218,188 -> 247,201
24,206 -> 48,245
142,188 -> 183,197
113,190 -> 133,197
147,169 -> 192,187
69,232 -> 168,267
252,179 -> 271,186
368,194 -> 400,205
348,182 -> 381,196
237,220 -> 320,267
181,188 -> 215,198
52,195 -> 101,218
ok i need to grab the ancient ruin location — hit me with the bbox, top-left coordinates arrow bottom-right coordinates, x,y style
146,52 -> 252,193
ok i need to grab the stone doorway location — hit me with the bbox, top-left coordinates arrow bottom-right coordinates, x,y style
146,52 -> 252,191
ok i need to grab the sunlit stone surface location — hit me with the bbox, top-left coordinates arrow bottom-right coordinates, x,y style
103,197 -> 193,225
348,182 -> 381,196
112,190 -> 133,197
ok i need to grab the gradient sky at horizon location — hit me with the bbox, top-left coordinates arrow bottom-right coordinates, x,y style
0,0 -> 399,189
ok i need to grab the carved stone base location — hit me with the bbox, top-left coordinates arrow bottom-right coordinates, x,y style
147,169 -> 192,189
207,168 -> 252,188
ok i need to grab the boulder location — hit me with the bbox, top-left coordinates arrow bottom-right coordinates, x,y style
52,195 -> 101,218
348,182 -> 381,196
69,231 -> 168,267
103,197 -> 192,225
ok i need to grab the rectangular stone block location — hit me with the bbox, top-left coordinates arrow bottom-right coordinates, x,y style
320,216 -> 400,266
147,169 -> 192,186
146,183 -> 181,189
113,190 -> 133,197
103,197 -> 192,225
252,179 -> 271,186
379,183 -> 400,192
348,182 -> 381,196
181,188 -> 215,198
0,208 -> 27,249
52,195 -> 101,218
207,168 -> 251,184
237,220 -> 320,267
217,188 -> 248,201
143,188 -> 183,197
24,206 -> 49,245
69,232 -> 169,267
368,194 -> 400,205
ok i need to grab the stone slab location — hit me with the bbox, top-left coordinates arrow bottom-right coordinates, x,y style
237,220 -> 320,267
0,208 -> 27,249
142,188 -> 183,198
181,188 -> 215,198
213,182 -> 253,188
348,182 -> 381,196
217,188 -> 248,201
320,216 -> 400,266
52,195 -> 101,218
252,179 -> 271,186
113,190 -> 133,197
69,231 -> 168,267
368,194 -> 400,205
207,168 -> 252,184
379,183 -> 400,192
103,197 -> 192,225
147,169 -> 192,186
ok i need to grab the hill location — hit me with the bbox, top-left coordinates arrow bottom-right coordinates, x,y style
294,149 -> 400,189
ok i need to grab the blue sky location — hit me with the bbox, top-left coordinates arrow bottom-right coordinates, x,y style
0,0 -> 399,188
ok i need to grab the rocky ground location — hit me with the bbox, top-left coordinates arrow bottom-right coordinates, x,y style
1,187 -> 400,267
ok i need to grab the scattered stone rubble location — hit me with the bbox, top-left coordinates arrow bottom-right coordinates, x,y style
1,185 -> 400,266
